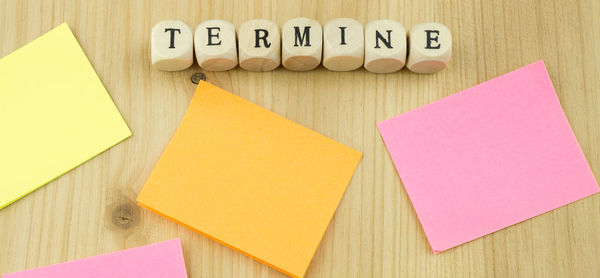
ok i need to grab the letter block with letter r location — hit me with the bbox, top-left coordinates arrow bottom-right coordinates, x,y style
407,22 -> 452,73
282,17 -> 323,71
194,20 -> 238,71
151,20 -> 194,71
364,19 -> 407,73
238,19 -> 281,71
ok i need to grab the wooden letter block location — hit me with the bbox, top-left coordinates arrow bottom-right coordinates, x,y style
323,18 -> 364,71
238,19 -> 281,71
406,22 -> 452,73
281,17 -> 322,71
194,20 -> 238,71
364,20 -> 407,73
151,20 -> 194,71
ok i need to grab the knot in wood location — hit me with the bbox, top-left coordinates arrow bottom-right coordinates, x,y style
110,202 -> 139,230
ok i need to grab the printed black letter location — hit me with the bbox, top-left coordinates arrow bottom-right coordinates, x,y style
375,30 -> 393,49
339,26 -> 347,45
293,26 -> 311,47
164,28 -> 181,49
206,27 -> 222,46
254,29 -> 271,48
425,30 -> 440,49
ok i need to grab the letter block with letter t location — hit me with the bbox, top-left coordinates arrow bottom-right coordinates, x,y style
281,17 -> 323,71
151,20 -> 194,71
364,20 -> 407,73
238,19 -> 281,71
323,18 -> 364,71
406,22 -> 452,73
194,20 -> 238,71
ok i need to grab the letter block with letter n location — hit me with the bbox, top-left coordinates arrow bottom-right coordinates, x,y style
238,19 -> 281,71
323,18 -> 364,71
364,20 -> 407,73
407,22 -> 452,73
194,20 -> 238,71
282,17 -> 323,71
151,20 -> 194,71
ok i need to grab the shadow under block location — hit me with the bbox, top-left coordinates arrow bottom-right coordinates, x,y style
323,18 -> 364,71
282,17 -> 323,71
194,20 -> 238,71
137,82 -> 362,278
406,22 -> 452,73
238,19 -> 281,71
364,20 -> 407,73
151,20 -> 194,71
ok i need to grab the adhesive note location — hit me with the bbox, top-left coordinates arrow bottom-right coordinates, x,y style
0,23 -> 131,209
377,60 -> 599,253
137,81 -> 362,278
3,239 -> 187,277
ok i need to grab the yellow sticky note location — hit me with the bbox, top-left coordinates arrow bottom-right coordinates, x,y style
0,23 -> 131,209
137,82 -> 362,278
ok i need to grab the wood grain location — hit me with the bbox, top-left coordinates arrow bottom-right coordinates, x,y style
1,0 -> 599,277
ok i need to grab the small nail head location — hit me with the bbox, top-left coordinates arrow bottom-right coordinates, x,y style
191,73 -> 206,84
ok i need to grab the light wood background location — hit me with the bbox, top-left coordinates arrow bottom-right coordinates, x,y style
1,0 -> 599,277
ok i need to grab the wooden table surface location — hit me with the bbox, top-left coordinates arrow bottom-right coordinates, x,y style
1,0 -> 599,277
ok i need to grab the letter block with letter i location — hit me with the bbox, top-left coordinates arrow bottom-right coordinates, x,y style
151,20 -> 194,71
323,18 -> 364,71
282,17 -> 323,71
238,19 -> 281,71
195,20 -> 238,71
407,22 -> 452,73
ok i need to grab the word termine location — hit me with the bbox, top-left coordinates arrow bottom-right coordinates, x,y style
151,18 -> 452,74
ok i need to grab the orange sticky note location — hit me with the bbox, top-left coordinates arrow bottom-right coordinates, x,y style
137,81 -> 362,278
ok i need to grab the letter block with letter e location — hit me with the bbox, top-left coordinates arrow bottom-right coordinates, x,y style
407,22 -> 452,73
238,19 -> 281,71
194,20 -> 238,71
364,20 -> 407,73
323,18 -> 364,71
151,20 -> 194,71
282,17 -> 323,71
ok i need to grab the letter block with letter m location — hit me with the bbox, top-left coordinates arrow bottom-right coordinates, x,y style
282,17 -> 323,71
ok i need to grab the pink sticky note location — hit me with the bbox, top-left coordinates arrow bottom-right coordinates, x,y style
3,239 -> 187,278
377,61 -> 599,253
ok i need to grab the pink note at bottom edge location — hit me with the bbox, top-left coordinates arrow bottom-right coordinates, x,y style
3,238 -> 188,278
